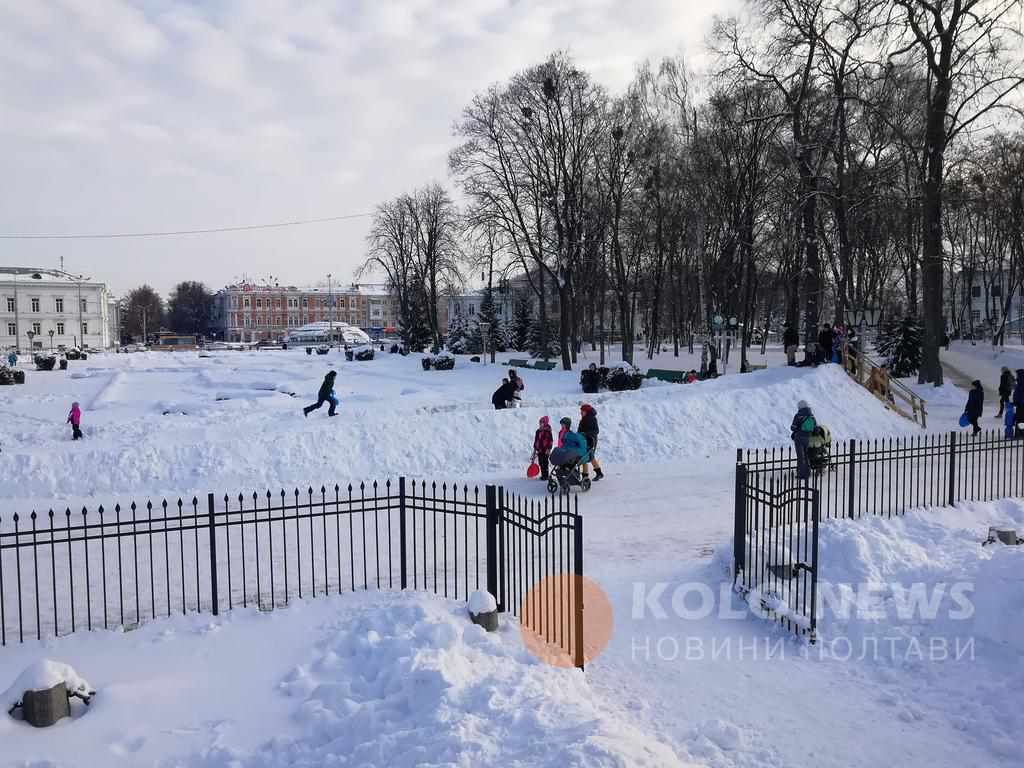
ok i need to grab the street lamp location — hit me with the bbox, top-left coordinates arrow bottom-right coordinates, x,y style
327,273 -> 334,347
26,330 -> 35,352
48,329 -> 54,352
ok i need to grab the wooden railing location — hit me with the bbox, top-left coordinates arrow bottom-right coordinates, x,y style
840,345 -> 928,429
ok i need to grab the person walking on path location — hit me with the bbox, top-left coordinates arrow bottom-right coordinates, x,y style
578,403 -> 604,481
532,416 -> 553,480
997,366 -> 1014,418
790,400 -> 817,480
67,401 -> 83,440
303,371 -> 338,417
783,323 -> 799,366
964,380 -> 984,436
491,378 -> 518,410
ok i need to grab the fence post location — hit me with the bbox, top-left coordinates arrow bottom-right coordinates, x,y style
207,493 -> 219,616
808,487 -> 819,645
485,485 -> 499,606
847,440 -> 856,520
496,486 -> 506,613
733,461 -> 746,580
573,509 -> 585,670
399,477 -> 408,590
947,431 -> 957,507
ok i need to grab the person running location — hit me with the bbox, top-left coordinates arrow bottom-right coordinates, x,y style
783,322 -> 800,366
790,400 -> 817,480
67,401 -> 83,440
303,371 -> 338,417
964,380 -> 984,437
532,416 -> 553,480
578,403 -> 604,481
997,366 -> 1013,418
491,378 -> 518,410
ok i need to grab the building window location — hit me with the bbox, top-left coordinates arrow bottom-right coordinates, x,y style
971,286 -> 982,298
971,310 -> 982,322
991,285 -> 1002,298
80,298 -> 87,312
31,298 -> 40,312
57,322 -> 65,335
81,321 -> 88,335
5,298 -> 13,313
55,297 -> 64,313
32,321 -> 41,334
256,298 -> 262,309
6,322 -> 14,336
302,297 -> 308,307
244,317 -> 251,328
244,297 -> 250,308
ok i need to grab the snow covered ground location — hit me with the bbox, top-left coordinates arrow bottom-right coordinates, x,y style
1,348 -> 1021,767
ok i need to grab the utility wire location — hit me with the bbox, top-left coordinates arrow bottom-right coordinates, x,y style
0,212 -> 373,240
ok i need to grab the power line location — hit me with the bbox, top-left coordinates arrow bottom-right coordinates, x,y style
0,212 -> 374,240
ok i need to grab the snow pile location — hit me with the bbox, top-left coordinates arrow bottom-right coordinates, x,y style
0,351 -> 914,504
2,660 -> 93,709
812,500 -> 1024,759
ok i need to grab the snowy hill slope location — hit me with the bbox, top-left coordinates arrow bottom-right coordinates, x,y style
0,351 -> 916,504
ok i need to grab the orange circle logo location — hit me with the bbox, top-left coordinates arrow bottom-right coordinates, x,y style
518,573 -> 614,668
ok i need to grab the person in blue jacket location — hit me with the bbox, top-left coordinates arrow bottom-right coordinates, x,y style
790,400 -> 816,480
964,380 -> 984,436
555,417 -> 590,466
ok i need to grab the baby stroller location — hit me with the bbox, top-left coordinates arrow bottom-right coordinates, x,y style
547,446 -> 592,494
807,424 -> 832,473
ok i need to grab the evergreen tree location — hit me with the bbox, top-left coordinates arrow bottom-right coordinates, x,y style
528,317 -> 561,359
446,316 -> 469,354
509,296 -> 532,352
875,316 -> 922,378
400,290 -> 433,352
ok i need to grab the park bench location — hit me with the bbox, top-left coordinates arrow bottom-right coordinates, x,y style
531,360 -> 557,371
744,363 -> 767,372
505,358 -> 530,368
645,368 -> 686,383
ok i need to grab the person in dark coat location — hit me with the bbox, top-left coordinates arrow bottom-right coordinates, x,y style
790,400 -> 816,480
1013,369 -> 1024,437
303,370 -> 338,417
491,379 -> 518,410
964,380 -> 984,436
997,366 -> 1014,418
816,324 -> 834,365
783,323 -> 800,366
578,403 -> 604,481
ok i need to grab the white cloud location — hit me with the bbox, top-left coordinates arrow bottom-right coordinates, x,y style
0,0 -> 735,295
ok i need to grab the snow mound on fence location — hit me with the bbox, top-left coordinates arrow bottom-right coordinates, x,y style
813,499 -> 1024,760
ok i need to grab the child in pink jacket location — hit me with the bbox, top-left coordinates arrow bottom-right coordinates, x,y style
67,402 -> 83,440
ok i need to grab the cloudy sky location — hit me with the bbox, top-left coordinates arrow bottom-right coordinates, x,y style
0,0 -> 734,296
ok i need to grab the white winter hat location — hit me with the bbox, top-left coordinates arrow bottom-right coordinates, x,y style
797,400 -> 809,410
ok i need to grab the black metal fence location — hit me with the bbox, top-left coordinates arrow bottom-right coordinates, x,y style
734,429 -> 1024,640
734,469 -> 819,641
0,478 -> 584,667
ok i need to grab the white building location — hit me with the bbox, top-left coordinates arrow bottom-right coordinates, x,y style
0,270 -> 111,352
953,269 -> 1024,336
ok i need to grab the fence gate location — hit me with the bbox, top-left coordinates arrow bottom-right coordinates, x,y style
488,488 -> 584,669
734,465 -> 819,642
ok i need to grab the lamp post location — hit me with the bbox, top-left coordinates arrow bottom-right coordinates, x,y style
48,329 -> 54,352
26,330 -> 35,352
327,273 -> 334,347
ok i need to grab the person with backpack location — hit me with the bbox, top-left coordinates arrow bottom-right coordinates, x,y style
67,401 -> 83,440
531,416 -> 553,480
578,403 -> 604,481
790,400 -> 817,480
783,322 -> 800,366
997,367 -> 1014,418
303,370 -> 338,417
964,380 -> 984,437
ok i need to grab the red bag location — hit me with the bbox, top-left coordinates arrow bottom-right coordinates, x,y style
527,462 -> 540,479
